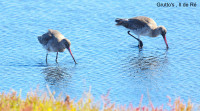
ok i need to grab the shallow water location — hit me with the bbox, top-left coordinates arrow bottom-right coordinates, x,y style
0,0 -> 200,106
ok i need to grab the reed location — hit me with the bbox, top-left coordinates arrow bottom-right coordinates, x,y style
0,88 -> 197,111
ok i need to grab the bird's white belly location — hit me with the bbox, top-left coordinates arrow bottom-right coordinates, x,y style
43,45 -> 66,52
43,44 -> 55,52
132,27 -> 151,36
42,40 -> 65,52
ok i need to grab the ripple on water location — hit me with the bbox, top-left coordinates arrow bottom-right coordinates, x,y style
0,0 -> 200,106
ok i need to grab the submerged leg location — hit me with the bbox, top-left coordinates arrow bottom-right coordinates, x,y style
137,35 -> 143,48
138,35 -> 140,45
56,52 -> 58,63
46,52 -> 48,63
127,31 -> 143,48
138,40 -> 143,49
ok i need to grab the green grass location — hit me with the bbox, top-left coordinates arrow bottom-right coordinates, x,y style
0,88 -> 197,111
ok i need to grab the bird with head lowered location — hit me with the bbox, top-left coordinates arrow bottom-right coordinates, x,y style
38,29 -> 77,64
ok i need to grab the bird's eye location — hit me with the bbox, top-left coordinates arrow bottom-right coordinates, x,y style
162,32 -> 166,35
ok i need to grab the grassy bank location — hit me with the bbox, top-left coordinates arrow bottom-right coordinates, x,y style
0,88 -> 196,111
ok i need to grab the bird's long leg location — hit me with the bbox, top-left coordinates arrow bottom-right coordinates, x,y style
137,35 -> 142,48
56,52 -> 58,63
138,35 -> 140,45
127,31 -> 143,48
46,52 -> 48,63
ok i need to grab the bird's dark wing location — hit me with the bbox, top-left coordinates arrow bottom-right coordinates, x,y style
38,31 -> 52,45
126,18 -> 147,30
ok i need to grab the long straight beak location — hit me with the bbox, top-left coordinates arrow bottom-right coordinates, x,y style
163,35 -> 169,49
67,47 -> 77,64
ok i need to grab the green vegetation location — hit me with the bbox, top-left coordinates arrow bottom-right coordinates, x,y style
0,88 -> 196,111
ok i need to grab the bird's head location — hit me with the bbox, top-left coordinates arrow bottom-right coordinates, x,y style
63,39 -> 77,64
159,26 -> 168,49
63,38 -> 71,49
159,26 -> 167,36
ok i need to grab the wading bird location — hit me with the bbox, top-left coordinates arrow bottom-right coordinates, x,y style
115,16 -> 168,49
38,29 -> 77,64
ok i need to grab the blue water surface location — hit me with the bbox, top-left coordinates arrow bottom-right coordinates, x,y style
0,0 -> 200,107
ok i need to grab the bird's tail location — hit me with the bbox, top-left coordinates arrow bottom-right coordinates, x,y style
38,32 -> 51,45
115,18 -> 122,22
115,18 -> 123,25
38,36 -> 45,44
115,18 -> 128,25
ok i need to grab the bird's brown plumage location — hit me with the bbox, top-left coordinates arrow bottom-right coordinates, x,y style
115,16 -> 168,48
38,29 -> 77,64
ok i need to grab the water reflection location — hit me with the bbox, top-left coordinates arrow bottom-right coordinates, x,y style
121,50 -> 169,92
41,65 -> 71,86
124,50 -> 168,76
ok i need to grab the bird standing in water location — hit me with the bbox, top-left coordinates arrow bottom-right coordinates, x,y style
38,29 -> 77,64
115,16 -> 168,49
